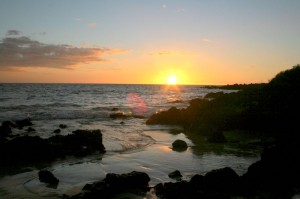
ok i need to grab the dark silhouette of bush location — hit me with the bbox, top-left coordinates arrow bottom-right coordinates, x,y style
147,65 -> 300,139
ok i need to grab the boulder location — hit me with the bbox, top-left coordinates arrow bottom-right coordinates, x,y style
15,118 -> 33,129
204,167 -> 240,194
59,124 -> 67,129
109,112 -> 127,119
105,171 -> 150,190
2,121 -> 17,128
38,170 -> 59,188
172,140 -> 188,152
168,170 -> 182,181
155,172 -> 234,199
0,124 -> 12,137
73,171 -> 150,198
53,129 -> 61,134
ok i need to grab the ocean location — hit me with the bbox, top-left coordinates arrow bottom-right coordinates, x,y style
0,84 -> 260,198
0,83 -> 230,151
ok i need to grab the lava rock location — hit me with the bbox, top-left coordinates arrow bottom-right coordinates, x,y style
15,118 -> 33,129
204,167 -> 240,194
38,170 -> 59,188
53,129 -> 61,134
172,140 -> 188,151
168,170 -> 182,181
72,171 -> 150,198
59,124 -> 67,129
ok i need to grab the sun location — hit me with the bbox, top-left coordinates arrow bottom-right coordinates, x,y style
167,75 -> 177,85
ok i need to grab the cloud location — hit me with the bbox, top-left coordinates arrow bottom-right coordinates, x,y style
202,38 -> 215,43
150,50 -> 192,56
0,36 -> 127,70
161,4 -> 167,9
6,30 -> 22,36
88,23 -> 97,28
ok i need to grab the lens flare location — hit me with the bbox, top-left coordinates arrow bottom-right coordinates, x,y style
126,93 -> 147,115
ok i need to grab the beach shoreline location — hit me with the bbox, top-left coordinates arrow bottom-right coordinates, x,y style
0,128 -> 260,198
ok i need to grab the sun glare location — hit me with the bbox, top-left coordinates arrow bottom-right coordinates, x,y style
167,75 -> 177,85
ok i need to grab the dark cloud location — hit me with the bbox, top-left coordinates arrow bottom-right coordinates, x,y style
0,36 -> 127,70
6,30 -> 22,36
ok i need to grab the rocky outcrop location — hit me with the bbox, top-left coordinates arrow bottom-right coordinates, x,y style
155,142 -> 300,199
168,170 -> 182,181
15,118 -> 33,129
239,138 -> 300,198
62,136 -> 300,199
0,129 -> 105,167
69,171 -> 150,199
0,118 -> 33,139
0,121 -> 13,140
204,91 -> 224,99
146,107 -> 183,125
155,167 -> 239,199
49,129 -> 106,157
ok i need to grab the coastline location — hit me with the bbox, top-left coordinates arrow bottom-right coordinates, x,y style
0,129 -> 260,198
1,66 -> 300,198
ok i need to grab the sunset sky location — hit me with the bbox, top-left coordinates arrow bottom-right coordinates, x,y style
1,0 -> 300,85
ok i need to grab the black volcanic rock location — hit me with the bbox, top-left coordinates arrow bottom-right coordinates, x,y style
53,129 -> 61,134
38,170 -> 59,188
172,140 -> 188,151
0,124 -> 12,138
59,124 -> 67,129
109,112 -> 127,119
15,118 -> 33,129
71,171 -> 150,198
0,129 -> 105,167
204,167 -> 240,194
146,106 -> 182,125
168,170 -> 182,181
49,129 -> 106,157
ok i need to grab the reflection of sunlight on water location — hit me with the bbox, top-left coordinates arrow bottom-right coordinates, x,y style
158,145 -> 172,152
160,85 -> 185,104
161,84 -> 181,93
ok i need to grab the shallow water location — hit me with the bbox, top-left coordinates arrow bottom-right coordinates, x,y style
0,128 -> 260,198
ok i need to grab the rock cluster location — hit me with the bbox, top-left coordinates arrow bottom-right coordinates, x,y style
67,171 -> 150,199
0,119 -> 105,168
